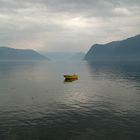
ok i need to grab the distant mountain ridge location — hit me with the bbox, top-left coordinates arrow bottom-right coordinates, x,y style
42,52 -> 85,60
0,47 -> 48,60
84,34 -> 140,61
71,52 -> 85,60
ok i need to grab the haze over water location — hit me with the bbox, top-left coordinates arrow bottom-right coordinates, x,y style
0,60 -> 140,140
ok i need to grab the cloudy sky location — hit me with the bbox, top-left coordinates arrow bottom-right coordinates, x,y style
0,0 -> 140,52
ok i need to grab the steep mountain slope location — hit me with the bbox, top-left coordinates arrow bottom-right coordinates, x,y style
84,34 -> 140,61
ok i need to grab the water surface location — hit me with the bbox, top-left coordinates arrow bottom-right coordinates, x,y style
0,61 -> 140,140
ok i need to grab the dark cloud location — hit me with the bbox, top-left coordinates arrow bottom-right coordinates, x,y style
1,0 -> 140,17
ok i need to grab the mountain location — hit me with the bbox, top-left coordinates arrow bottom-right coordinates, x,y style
41,52 -> 78,60
84,34 -> 140,61
0,47 -> 48,60
42,52 -> 85,60
71,52 -> 85,60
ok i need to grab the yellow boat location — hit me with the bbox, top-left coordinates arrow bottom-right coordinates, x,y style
64,74 -> 78,80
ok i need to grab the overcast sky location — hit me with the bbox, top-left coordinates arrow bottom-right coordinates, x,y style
0,0 -> 140,52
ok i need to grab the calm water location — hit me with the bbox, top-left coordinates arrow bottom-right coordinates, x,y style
0,61 -> 140,140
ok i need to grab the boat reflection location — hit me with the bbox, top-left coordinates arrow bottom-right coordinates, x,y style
64,78 -> 78,82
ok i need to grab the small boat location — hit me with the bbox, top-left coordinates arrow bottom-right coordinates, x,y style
64,74 -> 78,80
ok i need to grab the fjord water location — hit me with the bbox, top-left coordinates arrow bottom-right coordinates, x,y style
0,61 -> 140,140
